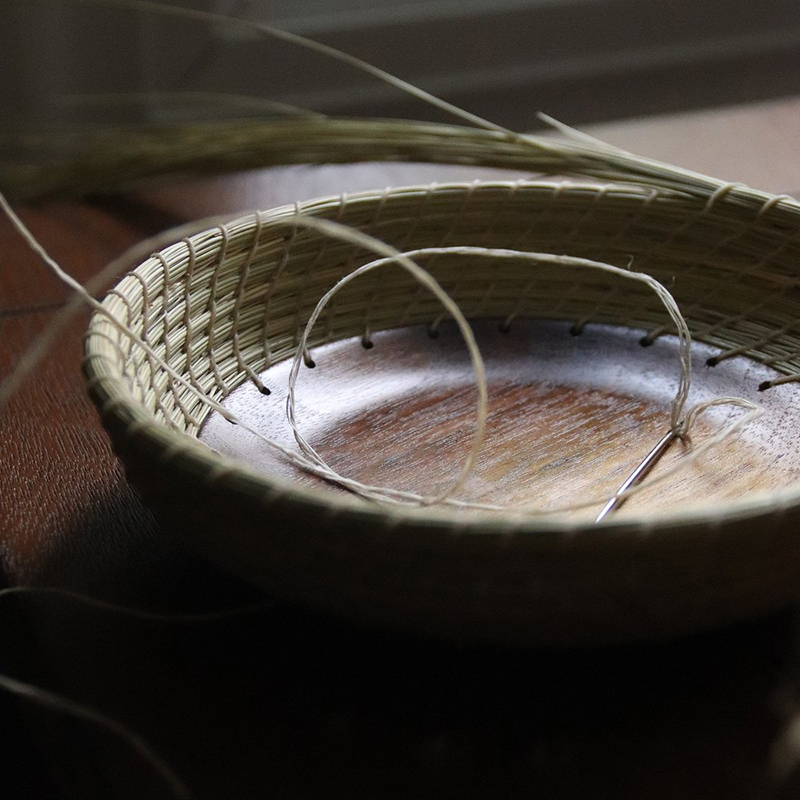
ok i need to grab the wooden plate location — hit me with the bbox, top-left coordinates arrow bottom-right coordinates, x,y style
201,319 -> 800,522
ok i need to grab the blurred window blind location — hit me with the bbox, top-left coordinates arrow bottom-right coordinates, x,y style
4,0 -> 800,130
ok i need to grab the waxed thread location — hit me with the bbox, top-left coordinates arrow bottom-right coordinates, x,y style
1,193 -> 761,514
284,243 -> 759,512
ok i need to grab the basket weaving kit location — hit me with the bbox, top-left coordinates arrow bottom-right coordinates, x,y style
5,0 -> 800,652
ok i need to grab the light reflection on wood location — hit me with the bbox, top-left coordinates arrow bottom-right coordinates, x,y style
202,320 -> 799,521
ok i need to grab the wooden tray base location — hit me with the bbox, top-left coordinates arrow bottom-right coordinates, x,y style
201,320 -> 800,522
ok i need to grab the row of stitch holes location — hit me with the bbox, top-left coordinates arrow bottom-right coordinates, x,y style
505,317 -> 785,394
237,319 -> 788,418
240,330 -> 371,410
243,318 -> 462,402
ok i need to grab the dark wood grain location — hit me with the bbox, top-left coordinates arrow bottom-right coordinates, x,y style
4,97 -> 800,799
203,320 -> 800,519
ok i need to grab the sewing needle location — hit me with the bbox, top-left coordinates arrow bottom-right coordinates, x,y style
595,429 -> 680,523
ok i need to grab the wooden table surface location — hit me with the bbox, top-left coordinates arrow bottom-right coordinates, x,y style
3,96 -> 800,799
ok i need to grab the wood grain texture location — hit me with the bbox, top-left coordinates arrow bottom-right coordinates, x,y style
4,96 -> 800,798
203,320 -> 800,520
0,207 -> 247,605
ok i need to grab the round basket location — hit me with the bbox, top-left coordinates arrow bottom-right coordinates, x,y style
84,176 -> 800,645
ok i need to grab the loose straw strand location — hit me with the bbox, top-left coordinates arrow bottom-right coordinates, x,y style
57,0 -> 519,140
0,672 -> 190,799
0,586 -> 281,800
